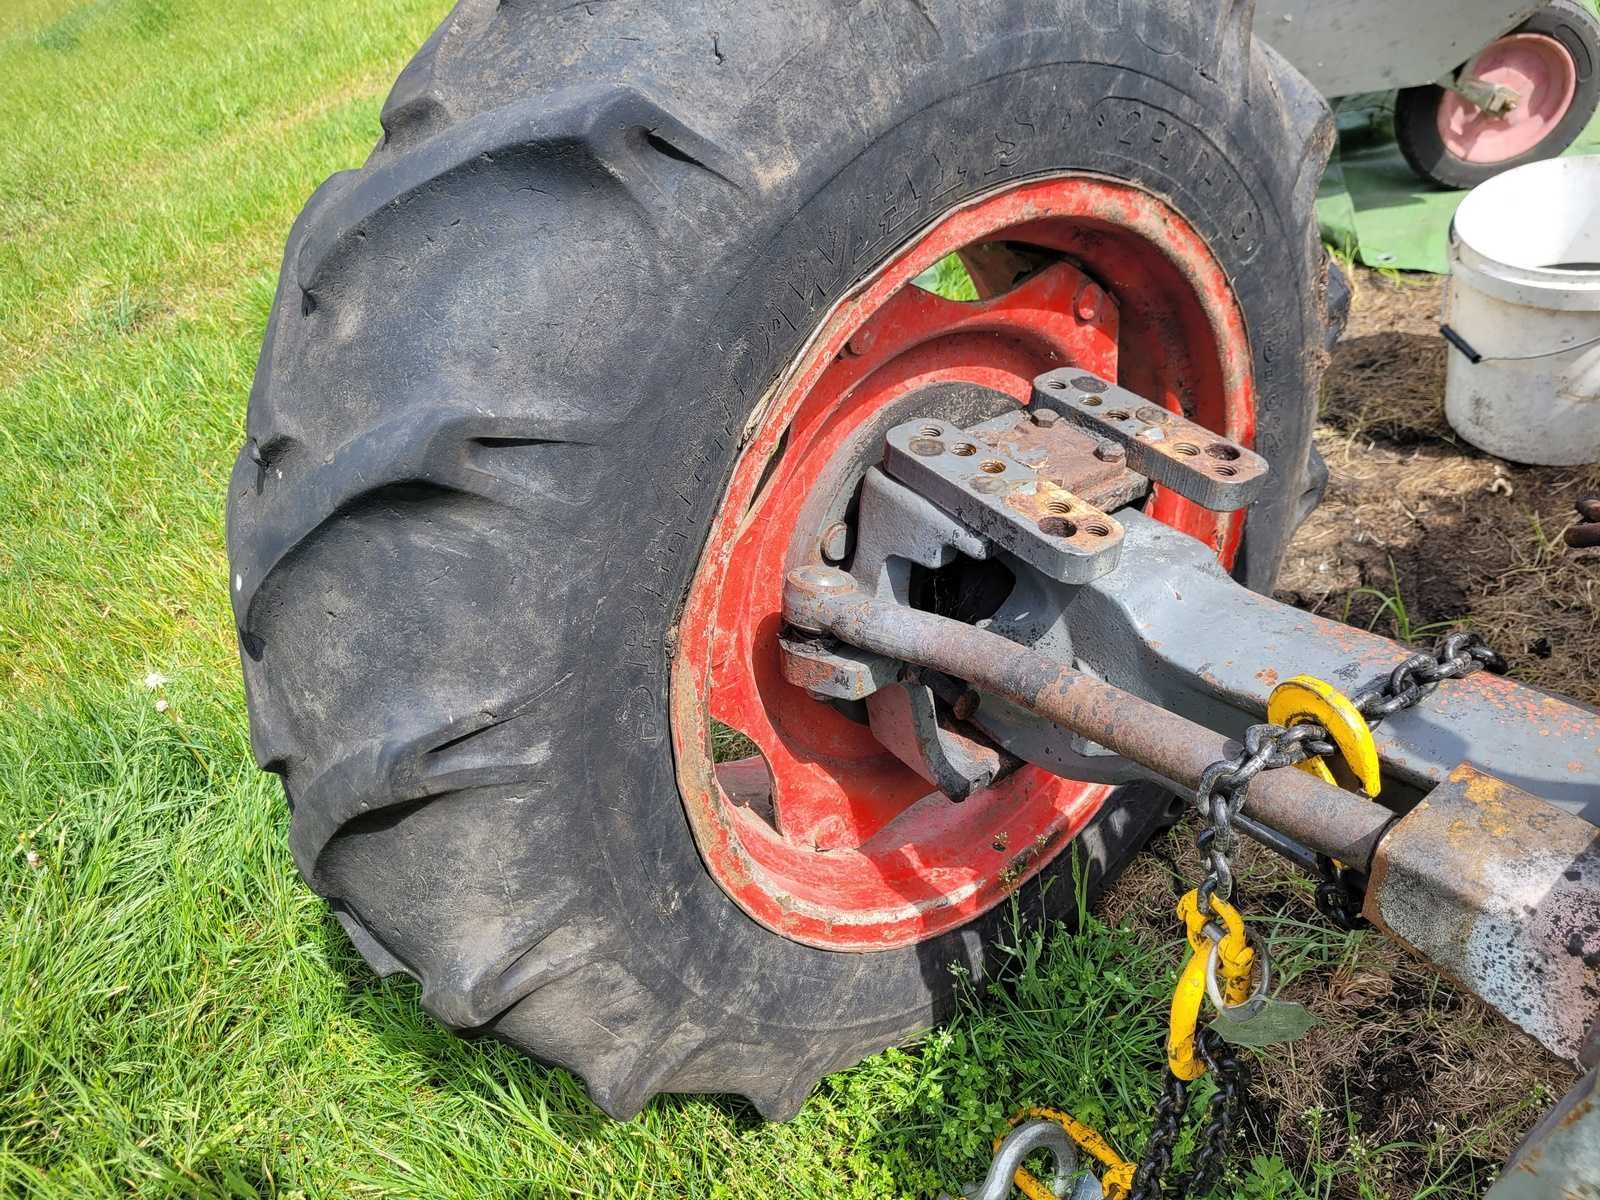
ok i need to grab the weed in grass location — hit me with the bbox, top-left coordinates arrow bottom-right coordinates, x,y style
1340,558 -> 1466,645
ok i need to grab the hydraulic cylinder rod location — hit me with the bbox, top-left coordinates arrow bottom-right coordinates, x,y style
782,565 -> 1396,871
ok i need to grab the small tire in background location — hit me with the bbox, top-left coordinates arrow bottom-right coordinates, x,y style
1395,0 -> 1600,189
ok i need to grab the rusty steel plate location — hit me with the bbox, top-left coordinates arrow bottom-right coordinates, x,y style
1365,764 -> 1600,1062
1031,368 -> 1268,511
961,407 -> 1147,512
883,417 -> 1124,584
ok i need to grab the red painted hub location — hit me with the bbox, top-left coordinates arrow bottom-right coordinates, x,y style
671,176 -> 1256,950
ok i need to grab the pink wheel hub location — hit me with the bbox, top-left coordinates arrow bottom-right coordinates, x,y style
1439,33 -> 1579,164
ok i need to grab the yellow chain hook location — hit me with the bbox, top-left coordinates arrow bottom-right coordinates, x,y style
1167,889 -> 1253,1080
1003,1107 -> 1135,1200
1266,674 -> 1381,797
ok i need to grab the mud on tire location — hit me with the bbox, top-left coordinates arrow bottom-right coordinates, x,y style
228,0 -> 1335,1118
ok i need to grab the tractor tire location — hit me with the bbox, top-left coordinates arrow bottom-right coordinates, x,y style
227,0 -> 1336,1119
1395,0 -> 1600,190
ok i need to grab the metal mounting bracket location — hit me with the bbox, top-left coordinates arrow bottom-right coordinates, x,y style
883,416 -> 1125,584
1030,369 -> 1269,511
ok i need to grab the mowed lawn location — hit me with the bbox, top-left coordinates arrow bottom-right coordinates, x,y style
0,4 -> 1562,1198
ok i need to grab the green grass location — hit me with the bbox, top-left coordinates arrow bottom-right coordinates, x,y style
0,4 -> 1550,1197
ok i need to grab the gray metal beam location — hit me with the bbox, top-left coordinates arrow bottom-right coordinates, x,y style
1072,511 -> 1600,824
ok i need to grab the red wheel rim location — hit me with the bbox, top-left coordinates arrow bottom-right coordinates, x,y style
672,175 -> 1256,950
1439,33 -> 1579,165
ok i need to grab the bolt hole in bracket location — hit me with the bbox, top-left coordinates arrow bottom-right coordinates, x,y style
1030,369 -> 1268,511
884,419 -> 1127,585
784,370 -> 1266,800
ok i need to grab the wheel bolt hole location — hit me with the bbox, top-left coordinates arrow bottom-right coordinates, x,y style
951,442 -> 977,456
979,459 -> 1006,474
1206,442 -> 1241,461
1083,396 -> 1102,407
1084,520 -> 1112,537
1037,516 -> 1076,537
1046,379 -> 1068,391
1106,410 -> 1130,421
1173,441 -> 1201,457
919,424 -> 944,438
1045,498 -> 1072,515
1214,464 -> 1238,477
910,437 -> 945,457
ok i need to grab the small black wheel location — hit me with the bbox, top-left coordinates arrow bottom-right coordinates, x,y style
1396,0 -> 1600,189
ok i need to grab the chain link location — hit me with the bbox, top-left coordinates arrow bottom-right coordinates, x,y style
1193,631 -> 1502,912
1346,632 -> 1506,725
1124,632 -> 1501,1200
1127,1070 -> 1189,1200
1127,1030 -> 1249,1200
1179,1030 -> 1250,1198
1312,854 -> 1365,932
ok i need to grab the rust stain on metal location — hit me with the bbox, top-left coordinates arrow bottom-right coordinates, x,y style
1365,764 -> 1600,1062
976,409 -> 1144,511
785,571 -> 1397,869
1003,482 -> 1124,556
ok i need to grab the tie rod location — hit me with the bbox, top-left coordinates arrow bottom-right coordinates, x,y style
782,564 -> 1395,872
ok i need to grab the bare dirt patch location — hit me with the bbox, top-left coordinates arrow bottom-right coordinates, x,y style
1278,269 -> 1600,703
1102,267 -> 1594,1197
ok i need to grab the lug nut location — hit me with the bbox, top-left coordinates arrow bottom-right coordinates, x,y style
1094,439 -> 1125,463
846,327 -> 876,356
1031,407 -> 1060,428
1075,283 -> 1102,323
821,521 -> 851,564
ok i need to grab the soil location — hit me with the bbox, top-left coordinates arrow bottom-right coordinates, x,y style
1277,269 -> 1600,704
1102,267 -> 1596,1198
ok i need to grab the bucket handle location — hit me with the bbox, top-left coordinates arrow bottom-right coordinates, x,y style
1441,323 -> 1600,365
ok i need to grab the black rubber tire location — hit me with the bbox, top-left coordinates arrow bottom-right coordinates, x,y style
227,0 -> 1335,1120
1395,0 -> 1600,190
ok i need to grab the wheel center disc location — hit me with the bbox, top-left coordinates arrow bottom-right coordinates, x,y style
1439,33 -> 1580,164
672,174 -> 1256,950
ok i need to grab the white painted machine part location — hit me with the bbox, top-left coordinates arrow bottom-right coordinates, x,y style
1253,0 -> 1542,95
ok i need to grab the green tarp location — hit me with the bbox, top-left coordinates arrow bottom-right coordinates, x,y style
1316,94 -> 1600,273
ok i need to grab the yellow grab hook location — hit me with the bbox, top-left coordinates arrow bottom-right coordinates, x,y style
1266,675 -> 1381,797
1002,1108 -> 1136,1200
1167,890 -> 1254,1080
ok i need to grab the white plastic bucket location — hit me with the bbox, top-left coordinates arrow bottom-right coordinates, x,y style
1444,156 -> 1600,466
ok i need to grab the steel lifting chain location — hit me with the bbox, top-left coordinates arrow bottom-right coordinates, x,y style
1308,631 -> 1504,927
1194,631 -> 1503,911
1124,631 -> 1503,1200
1346,631 -> 1506,725
1127,1022 -> 1252,1200
951,634 -> 1504,1200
